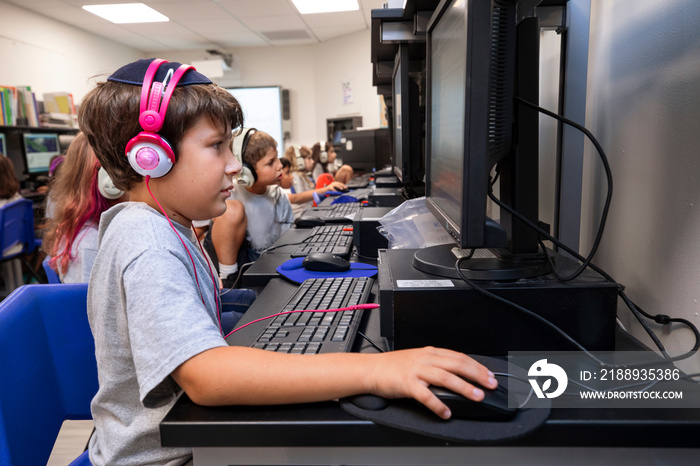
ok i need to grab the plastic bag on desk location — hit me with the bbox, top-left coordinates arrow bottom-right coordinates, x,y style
377,197 -> 453,249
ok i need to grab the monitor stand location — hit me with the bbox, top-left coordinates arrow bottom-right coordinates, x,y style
412,244 -> 550,281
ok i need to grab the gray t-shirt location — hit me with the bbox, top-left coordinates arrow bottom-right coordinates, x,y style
60,223 -> 98,283
87,202 -> 226,466
228,185 -> 294,260
289,172 -> 315,218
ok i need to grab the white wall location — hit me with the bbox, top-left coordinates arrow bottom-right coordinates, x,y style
0,1 -> 144,102
166,29 -> 379,151
0,1 -> 380,152
582,0 -> 700,371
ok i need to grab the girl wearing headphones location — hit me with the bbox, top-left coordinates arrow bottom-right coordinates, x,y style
282,144 -> 347,218
311,140 -> 354,185
42,132 -> 128,283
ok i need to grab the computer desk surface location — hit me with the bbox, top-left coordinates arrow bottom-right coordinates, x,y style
241,226 -> 374,289
161,278 -> 700,465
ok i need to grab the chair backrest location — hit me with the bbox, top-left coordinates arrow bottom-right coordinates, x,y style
42,256 -> 62,284
0,283 -> 96,465
0,198 -> 37,260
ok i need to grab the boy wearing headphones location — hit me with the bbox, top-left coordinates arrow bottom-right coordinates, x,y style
204,128 -> 295,287
79,58 -> 497,465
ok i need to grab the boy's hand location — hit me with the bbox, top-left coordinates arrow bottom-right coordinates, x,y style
367,347 -> 498,419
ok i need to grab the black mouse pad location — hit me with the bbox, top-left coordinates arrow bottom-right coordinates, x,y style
339,355 -> 551,444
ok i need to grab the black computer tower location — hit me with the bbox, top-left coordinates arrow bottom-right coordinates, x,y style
378,248 -> 619,355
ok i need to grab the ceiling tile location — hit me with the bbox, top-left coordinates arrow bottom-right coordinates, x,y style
216,0 -> 297,18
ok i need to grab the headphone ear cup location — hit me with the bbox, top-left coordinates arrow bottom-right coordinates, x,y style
293,145 -> 305,171
97,167 -> 124,200
319,141 -> 328,164
125,134 -> 174,178
235,162 -> 257,188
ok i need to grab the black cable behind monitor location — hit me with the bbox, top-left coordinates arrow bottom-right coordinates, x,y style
471,98 -> 700,370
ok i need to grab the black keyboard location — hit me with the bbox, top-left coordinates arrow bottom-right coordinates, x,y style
326,203 -> 360,219
251,277 -> 373,354
346,173 -> 371,189
291,225 -> 353,257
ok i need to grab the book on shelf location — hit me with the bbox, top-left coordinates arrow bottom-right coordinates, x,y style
43,92 -> 76,115
0,86 -> 17,126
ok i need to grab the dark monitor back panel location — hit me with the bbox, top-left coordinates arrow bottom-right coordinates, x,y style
337,128 -> 390,173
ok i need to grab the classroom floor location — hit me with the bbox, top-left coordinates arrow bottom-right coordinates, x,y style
47,420 -> 94,465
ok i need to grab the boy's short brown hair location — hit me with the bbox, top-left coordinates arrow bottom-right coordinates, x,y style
242,131 -> 278,167
79,70 -> 244,191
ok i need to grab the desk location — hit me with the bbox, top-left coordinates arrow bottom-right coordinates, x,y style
161,279 -> 700,465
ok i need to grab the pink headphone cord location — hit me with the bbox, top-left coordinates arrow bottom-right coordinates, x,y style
223,303 -> 380,339
145,176 -> 222,330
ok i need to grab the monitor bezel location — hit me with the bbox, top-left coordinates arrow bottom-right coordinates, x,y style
425,0 -> 493,249
0,133 -> 7,158
22,132 -> 61,175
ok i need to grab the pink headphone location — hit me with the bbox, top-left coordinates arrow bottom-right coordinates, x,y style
125,59 -> 193,178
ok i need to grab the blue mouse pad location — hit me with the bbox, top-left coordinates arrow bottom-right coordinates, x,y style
277,257 -> 378,284
331,195 -> 359,204
339,355 -> 551,444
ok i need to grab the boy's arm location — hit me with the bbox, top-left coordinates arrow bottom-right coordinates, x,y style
171,345 -> 497,419
285,181 -> 347,204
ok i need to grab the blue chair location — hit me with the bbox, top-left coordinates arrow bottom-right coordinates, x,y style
43,255 -> 62,284
0,198 -> 44,296
0,283 -> 95,465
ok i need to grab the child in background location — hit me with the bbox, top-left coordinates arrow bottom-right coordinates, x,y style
0,156 -> 22,208
42,132 -> 128,283
279,157 -> 293,190
282,144 -> 347,218
79,58 -> 497,466
311,140 -> 354,185
204,129 -> 294,287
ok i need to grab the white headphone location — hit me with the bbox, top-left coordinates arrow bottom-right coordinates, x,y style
232,128 -> 258,188
293,145 -> 305,171
319,141 -> 328,164
97,167 -> 124,200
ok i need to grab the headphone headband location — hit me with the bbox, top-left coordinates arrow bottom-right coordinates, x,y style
126,59 -> 195,178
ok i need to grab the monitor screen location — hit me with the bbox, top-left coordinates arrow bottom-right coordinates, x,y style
414,0 -> 550,280
392,43 -> 424,193
0,133 -> 6,158
393,51 -> 404,182
424,0 -> 516,250
23,133 -> 61,174
225,86 -> 284,150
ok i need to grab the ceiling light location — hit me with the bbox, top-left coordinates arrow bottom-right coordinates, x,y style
291,0 -> 359,14
82,3 -> 169,24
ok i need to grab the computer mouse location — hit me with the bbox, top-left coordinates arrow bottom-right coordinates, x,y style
302,252 -> 351,272
295,216 -> 326,228
429,383 -> 517,421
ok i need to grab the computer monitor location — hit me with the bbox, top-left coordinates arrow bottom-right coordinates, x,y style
22,132 -> 61,175
392,43 -> 424,195
336,128 -> 390,173
0,133 -> 6,158
413,0 -> 547,280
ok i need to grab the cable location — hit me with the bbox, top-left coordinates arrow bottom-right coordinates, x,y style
223,303 -> 380,339
480,98 -> 700,367
514,96 -> 613,282
145,176 -> 222,333
493,191 -> 700,366
454,256 -> 610,367
357,330 -> 385,353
